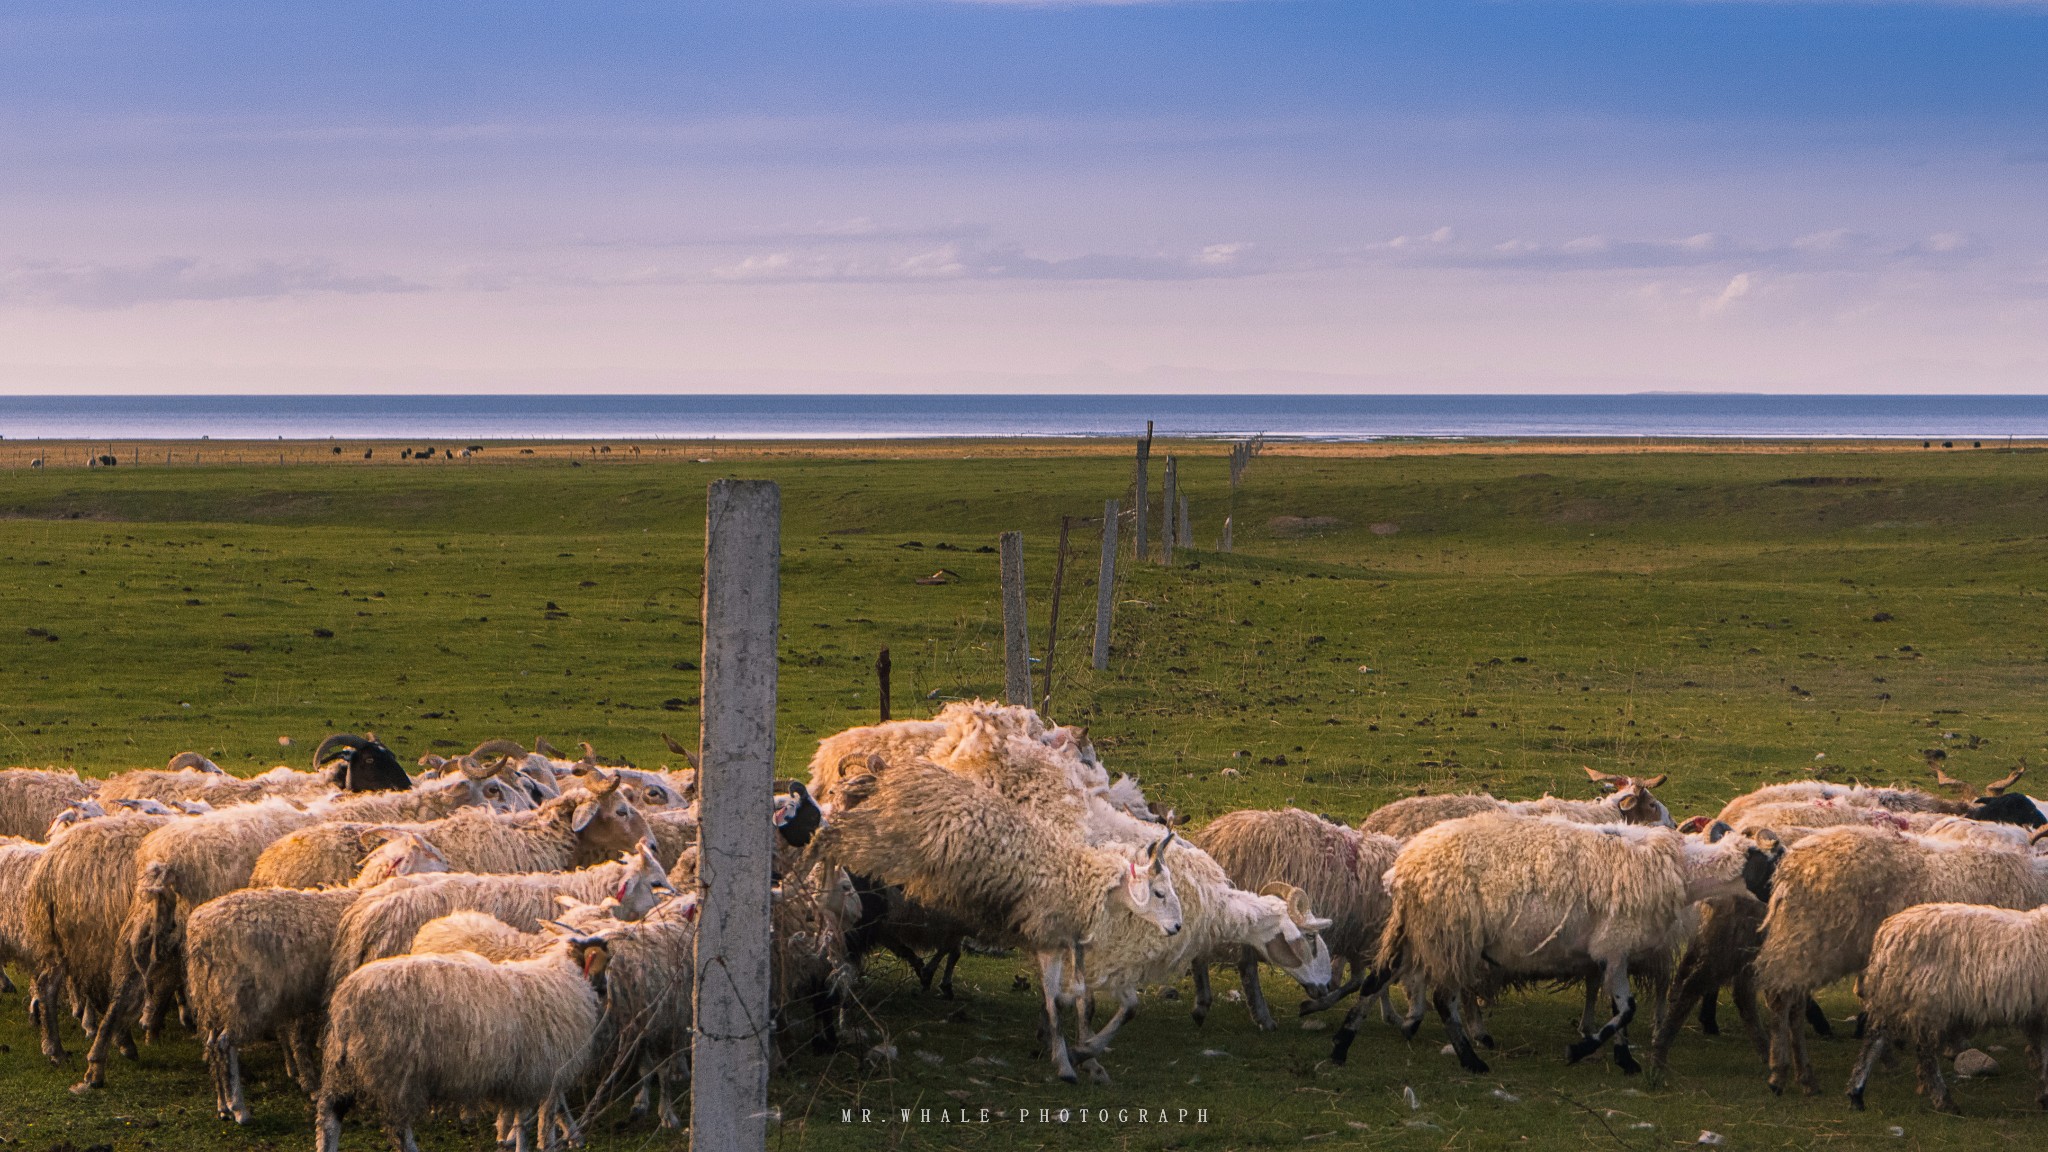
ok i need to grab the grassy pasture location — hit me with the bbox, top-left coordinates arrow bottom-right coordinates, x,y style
3,441 -> 2048,1150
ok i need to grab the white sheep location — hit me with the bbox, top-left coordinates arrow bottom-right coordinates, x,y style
1847,899 -> 2048,1113
1375,813 -> 1780,1075
316,934 -> 613,1152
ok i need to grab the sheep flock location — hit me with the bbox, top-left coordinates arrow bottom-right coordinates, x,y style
6,705 -> 2048,1149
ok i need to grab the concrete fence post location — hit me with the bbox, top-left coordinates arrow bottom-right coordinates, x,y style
1000,531 -> 1032,705
1092,499 -> 1120,670
693,479 -> 780,1152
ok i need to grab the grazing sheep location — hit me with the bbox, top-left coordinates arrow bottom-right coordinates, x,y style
327,846 -> 673,988
185,831 -> 451,1123
249,772 -> 649,889
812,752 -> 1182,1083
21,810 -> 170,1066
316,934 -> 613,1152
1361,769 -> 1673,839
1190,807 -> 1399,1030
1373,814 -> 1780,1076
0,768 -> 97,840
1753,824 -> 2048,1095
1847,896 -> 2048,1113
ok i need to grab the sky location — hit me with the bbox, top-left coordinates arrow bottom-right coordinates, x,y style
0,0 -> 2044,395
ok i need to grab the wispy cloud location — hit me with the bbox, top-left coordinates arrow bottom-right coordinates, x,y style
0,257 -> 423,309
709,239 -> 1272,282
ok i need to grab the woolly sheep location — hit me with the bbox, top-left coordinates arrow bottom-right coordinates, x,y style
316,934 -> 613,1152
99,755 -> 335,806
184,830 -> 450,1123
1847,899 -> 2048,1113
327,846 -> 673,989
0,768 -> 97,840
1716,781 -> 1959,825
21,810 -> 169,1066
1372,813 -> 1780,1076
812,752 -> 1181,1083
1362,769 -> 1673,839
0,834 -> 46,996
1190,807 -> 1398,1030
1058,840 -> 1333,1075
1753,823 -> 2048,1095
250,772 -> 650,889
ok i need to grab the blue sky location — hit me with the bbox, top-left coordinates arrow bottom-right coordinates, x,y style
1,0 -> 2043,393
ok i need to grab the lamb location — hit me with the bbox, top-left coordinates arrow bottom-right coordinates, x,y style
1373,813 -> 1781,1075
1189,807 -> 1400,1030
1752,823 -> 2048,1095
327,846 -> 673,987
811,751 -> 1182,1082
0,768 -> 97,840
184,830 -> 451,1123
316,934 -> 613,1152
249,770 -> 650,889
1361,769 -> 1673,839
1847,896 -> 2048,1114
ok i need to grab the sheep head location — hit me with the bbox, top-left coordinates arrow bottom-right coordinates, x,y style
1680,823 -> 1783,906
1586,767 -> 1674,828
605,845 -> 678,920
167,751 -> 224,774
569,772 -> 656,862
354,828 -> 451,886
1252,882 -> 1336,991
1110,832 -> 1183,937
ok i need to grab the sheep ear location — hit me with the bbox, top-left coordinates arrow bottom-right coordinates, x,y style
1303,914 -> 1334,932
1705,820 -> 1733,843
1265,931 -> 1307,970
1641,774 -> 1668,789
572,800 -> 598,833
1583,765 -> 1621,784
1677,815 -> 1711,835
1618,791 -> 1641,811
1754,827 -> 1784,856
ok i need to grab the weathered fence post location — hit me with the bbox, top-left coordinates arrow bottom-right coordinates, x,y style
1179,492 -> 1191,551
1133,422 -> 1152,562
876,647 -> 892,722
1041,516 -> 1072,715
693,479 -> 779,1152
1161,455 -> 1178,565
999,530 -> 1032,705
1092,499 -> 1119,671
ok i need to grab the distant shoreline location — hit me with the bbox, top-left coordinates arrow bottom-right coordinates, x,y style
4,435 -> 2043,469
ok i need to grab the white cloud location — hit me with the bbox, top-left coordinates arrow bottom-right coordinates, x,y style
1705,271 -> 1756,314
0,257 -> 422,309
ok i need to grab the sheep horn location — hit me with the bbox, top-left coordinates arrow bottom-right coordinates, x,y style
469,739 -> 528,760
417,754 -> 448,770
661,732 -> 690,754
836,753 -> 872,775
166,751 -> 223,774
314,733 -> 368,765
1582,765 -> 1623,783
578,742 -> 599,766
588,767 -> 622,796
1639,774 -> 1668,790
1988,761 -> 2027,796
457,756 -> 496,781
536,736 -> 566,759
2030,825 -> 2048,846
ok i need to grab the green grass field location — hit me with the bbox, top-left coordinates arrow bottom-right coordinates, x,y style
5,442 -> 2048,1150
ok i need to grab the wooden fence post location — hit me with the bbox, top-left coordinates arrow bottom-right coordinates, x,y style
1179,491 -> 1191,551
1041,516 -> 1072,715
999,531 -> 1032,705
876,647 -> 891,722
1161,455 -> 1178,565
1092,499 -> 1119,671
693,479 -> 779,1152
1133,422 -> 1152,562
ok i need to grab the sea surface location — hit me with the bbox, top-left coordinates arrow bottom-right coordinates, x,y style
3,394 -> 2047,441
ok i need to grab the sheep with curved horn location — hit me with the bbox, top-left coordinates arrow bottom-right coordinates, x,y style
314,734 -> 412,793
167,751 -> 226,775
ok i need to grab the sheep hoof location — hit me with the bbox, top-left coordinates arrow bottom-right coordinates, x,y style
1847,1090 -> 1864,1111
1566,1036 -> 1604,1065
1456,1051 -> 1491,1075
1084,1059 -> 1111,1085
1398,1020 -> 1422,1042
1476,1033 -> 1498,1051
1613,1047 -> 1641,1076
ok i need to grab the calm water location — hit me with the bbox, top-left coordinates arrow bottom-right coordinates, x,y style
3,394 -> 2047,441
